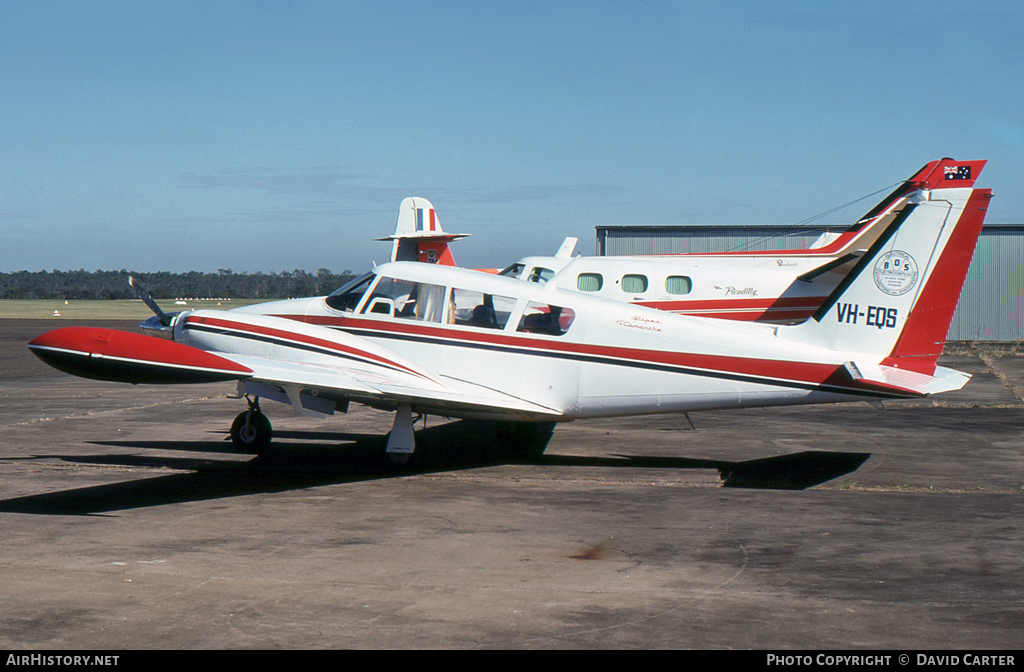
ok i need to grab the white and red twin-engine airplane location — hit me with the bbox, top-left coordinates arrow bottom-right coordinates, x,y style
28,165 -> 991,464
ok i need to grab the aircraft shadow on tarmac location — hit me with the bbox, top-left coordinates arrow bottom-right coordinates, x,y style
0,420 -> 870,515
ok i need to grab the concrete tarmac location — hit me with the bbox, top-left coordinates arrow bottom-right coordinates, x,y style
1,320 -> 1022,649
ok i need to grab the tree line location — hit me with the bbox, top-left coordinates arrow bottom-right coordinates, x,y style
0,268 -> 358,300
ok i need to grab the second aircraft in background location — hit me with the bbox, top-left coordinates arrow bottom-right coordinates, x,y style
391,159 -> 986,324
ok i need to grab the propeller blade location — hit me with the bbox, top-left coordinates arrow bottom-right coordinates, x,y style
129,276 -> 176,329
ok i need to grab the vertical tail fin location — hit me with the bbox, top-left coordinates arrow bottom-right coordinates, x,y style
375,197 -> 471,266
795,164 -> 991,376
396,196 -> 441,235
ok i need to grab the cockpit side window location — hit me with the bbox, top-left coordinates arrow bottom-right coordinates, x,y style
360,276 -> 412,317
449,288 -> 517,329
516,301 -> 575,336
401,282 -> 447,322
325,273 -> 374,313
360,277 -> 446,322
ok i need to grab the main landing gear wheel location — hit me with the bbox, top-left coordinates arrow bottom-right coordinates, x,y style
230,407 -> 273,454
382,431 -> 425,469
495,421 -> 556,459
382,403 -> 424,470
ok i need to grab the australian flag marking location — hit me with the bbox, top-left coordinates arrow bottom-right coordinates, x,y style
944,165 -> 971,180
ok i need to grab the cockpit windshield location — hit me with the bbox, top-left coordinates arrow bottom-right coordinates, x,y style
527,267 -> 554,284
499,263 -> 525,278
325,272 -> 374,312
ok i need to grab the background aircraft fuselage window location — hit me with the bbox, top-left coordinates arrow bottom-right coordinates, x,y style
621,274 -> 648,293
577,273 -> 603,292
665,275 -> 693,295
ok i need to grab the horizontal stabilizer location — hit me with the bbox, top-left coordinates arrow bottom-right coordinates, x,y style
376,231 -> 468,242
796,252 -> 863,283
844,360 -> 971,396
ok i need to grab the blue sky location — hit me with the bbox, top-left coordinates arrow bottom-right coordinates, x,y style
2,1 -> 1022,273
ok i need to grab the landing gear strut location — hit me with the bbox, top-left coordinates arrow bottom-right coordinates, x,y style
230,395 -> 273,454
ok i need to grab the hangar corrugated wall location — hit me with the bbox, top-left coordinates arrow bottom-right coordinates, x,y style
596,224 -> 1024,342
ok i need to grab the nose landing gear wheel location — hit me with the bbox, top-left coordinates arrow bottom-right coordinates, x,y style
230,409 -> 273,454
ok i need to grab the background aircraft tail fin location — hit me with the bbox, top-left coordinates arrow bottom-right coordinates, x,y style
395,196 -> 441,236
555,237 -> 578,258
375,197 -> 471,266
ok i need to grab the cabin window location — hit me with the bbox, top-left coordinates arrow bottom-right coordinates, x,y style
360,277 -> 446,322
665,275 -> 693,295
449,288 -> 517,329
516,302 -> 575,336
528,267 -> 554,284
621,274 -> 648,294
325,273 -> 374,312
400,282 -> 447,322
577,273 -> 603,292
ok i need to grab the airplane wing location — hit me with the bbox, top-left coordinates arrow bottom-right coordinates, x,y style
227,352 -> 562,419
28,322 -> 563,422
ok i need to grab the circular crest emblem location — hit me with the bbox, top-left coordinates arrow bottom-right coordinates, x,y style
873,250 -> 919,296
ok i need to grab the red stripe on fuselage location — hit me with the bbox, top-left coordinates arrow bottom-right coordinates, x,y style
183,315 -> 432,380
284,313 -> 908,395
668,308 -> 816,322
634,295 -> 825,321
635,296 -> 826,311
